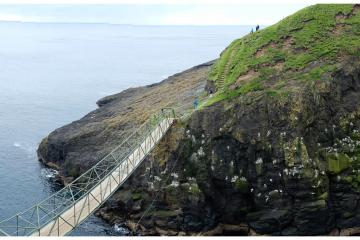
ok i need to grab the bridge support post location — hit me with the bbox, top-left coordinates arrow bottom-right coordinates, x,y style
0,109 -> 176,236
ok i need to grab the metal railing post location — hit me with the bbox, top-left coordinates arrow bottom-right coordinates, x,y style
16,215 -> 18,236
0,108 -> 176,236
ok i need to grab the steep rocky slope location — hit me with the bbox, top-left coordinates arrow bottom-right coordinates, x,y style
38,4 -> 360,236
37,61 -> 212,183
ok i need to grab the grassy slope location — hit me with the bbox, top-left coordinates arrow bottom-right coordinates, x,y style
203,4 -> 360,107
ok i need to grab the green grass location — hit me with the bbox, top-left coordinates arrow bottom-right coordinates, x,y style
200,79 -> 264,108
206,4 -> 360,106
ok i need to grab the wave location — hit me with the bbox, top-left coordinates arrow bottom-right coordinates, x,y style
41,168 -> 59,179
13,141 -> 36,157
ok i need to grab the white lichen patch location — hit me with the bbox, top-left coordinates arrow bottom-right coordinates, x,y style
187,177 -> 196,182
148,182 -> 154,190
197,147 -> 205,157
255,157 -> 263,165
231,175 -> 239,183
170,180 -> 179,187
240,176 -> 247,182
316,180 -> 322,187
266,130 -> 271,137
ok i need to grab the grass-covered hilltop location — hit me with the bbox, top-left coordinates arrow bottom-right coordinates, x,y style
38,4 -> 360,236
204,4 -> 360,106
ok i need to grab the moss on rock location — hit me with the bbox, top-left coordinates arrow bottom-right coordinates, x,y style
327,153 -> 351,174
234,177 -> 249,193
284,137 -> 310,167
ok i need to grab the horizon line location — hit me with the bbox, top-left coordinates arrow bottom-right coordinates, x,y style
0,20 -> 264,26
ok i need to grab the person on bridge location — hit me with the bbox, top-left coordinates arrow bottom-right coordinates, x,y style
193,97 -> 199,109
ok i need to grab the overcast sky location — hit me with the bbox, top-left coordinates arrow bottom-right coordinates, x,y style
0,4 -> 310,25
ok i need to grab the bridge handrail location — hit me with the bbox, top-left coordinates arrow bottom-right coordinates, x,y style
0,108 -> 176,236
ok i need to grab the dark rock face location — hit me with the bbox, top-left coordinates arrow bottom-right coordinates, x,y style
38,58 -> 360,235
178,60 -> 360,235
93,60 -> 360,236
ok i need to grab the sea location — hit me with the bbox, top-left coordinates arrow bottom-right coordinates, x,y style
0,22 -> 249,235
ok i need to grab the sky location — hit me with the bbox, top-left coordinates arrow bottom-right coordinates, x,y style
0,3 -> 311,25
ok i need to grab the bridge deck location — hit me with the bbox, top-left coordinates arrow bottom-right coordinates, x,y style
0,109 -> 175,236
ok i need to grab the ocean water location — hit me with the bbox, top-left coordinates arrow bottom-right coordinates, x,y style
0,22 -> 249,235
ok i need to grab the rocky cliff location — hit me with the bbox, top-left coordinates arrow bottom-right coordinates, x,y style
38,4 -> 360,236
37,61 -> 211,183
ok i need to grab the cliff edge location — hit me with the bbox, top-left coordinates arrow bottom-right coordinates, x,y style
38,4 -> 360,236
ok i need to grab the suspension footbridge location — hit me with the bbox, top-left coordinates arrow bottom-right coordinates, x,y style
0,108 -> 176,236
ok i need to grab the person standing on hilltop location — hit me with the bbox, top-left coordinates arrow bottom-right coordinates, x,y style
256,25 -> 260,31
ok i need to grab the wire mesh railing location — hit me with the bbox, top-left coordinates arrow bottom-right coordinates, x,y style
0,108 -> 175,236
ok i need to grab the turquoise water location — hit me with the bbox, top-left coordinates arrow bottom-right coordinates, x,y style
0,22 -> 249,235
